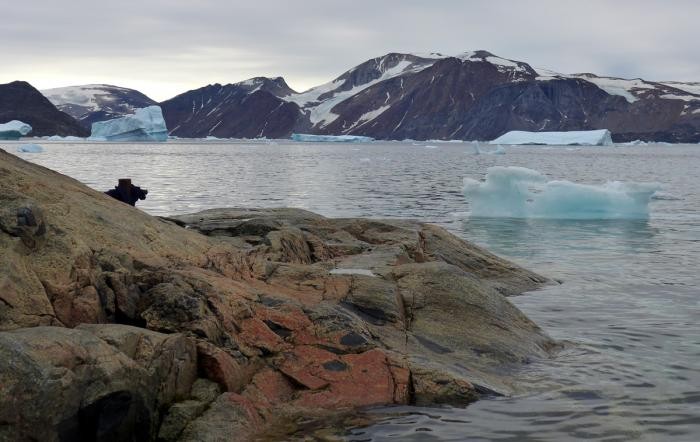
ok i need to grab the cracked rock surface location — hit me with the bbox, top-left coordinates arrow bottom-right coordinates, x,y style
0,149 -> 555,441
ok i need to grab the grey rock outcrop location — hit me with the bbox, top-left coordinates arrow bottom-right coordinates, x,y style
0,149 -> 556,440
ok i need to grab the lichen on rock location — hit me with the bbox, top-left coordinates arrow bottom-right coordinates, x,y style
0,148 -> 556,440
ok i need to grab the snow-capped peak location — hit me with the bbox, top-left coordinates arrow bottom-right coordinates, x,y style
41,84 -> 157,122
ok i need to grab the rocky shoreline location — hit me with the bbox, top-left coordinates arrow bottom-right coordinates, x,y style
0,148 -> 556,441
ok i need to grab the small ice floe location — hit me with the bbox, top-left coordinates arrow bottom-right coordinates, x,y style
463,166 -> 661,219
329,268 -> 376,277
16,144 -> 44,153
617,139 -> 648,147
472,143 -> 506,155
45,135 -> 84,141
291,133 -> 374,143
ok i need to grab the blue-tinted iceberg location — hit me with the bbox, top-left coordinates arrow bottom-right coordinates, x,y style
89,106 -> 168,141
45,135 -> 84,141
491,129 -> 613,146
0,120 -> 32,140
463,166 -> 660,219
291,133 -> 374,143
16,144 -> 44,153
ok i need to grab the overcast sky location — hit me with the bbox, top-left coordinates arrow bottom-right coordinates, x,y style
2,0 -> 698,101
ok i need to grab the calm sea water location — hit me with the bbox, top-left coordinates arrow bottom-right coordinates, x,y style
9,140 -> 700,441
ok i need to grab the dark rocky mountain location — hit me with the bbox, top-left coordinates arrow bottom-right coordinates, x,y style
0,81 -> 89,137
41,84 -> 158,129
160,77 -> 303,138
159,51 -> 700,142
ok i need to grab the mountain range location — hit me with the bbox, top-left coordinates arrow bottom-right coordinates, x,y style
5,50 -> 700,142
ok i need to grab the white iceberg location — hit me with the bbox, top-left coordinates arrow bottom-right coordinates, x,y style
463,166 -> 660,219
291,133 -> 374,143
45,135 -> 85,141
0,120 -> 32,140
89,106 -> 168,142
490,129 -> 613,146
16,144 -> 44,153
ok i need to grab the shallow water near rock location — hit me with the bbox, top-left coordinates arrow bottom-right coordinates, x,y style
10,140 -> 700,441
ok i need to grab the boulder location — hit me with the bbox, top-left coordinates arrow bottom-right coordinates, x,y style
0,327 -> 155,441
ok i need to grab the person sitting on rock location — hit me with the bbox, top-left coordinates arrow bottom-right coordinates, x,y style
105,178 -> 148,206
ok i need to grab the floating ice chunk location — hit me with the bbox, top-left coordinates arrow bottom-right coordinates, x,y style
491,145 -> 506,155
0,120 -> 32,140
89,106 -> 168,142
16,144 -> 44,153
425,139 -> 467,144
330,268 -> 376,277
473,143 -> 505,155
616,139 -> 648,147
45,135 -> 84,141
491,129 -> 613,146
463,166 -> 660,219
291,133 -> 374,143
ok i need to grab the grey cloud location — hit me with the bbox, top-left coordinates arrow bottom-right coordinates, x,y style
2,0 -> 698,100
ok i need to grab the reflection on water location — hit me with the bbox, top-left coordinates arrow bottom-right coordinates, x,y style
9,140 -> 700,441
464,218 -> 661,260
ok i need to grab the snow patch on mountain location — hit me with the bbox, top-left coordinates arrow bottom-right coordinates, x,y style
661,82 -> 700,96
43,84 -> 130,112
286,58 -> 433,127
576,75 -> 658,103
347,105 -> 391,131
660,93 -> 700,102
535,69 -> 658,104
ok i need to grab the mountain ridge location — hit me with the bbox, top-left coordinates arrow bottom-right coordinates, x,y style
0,81 -> 89,137
39,51 -> 700,142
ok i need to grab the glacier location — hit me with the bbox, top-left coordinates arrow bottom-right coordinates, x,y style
463,166 -> 660,219
0,120 -> 32,140
89,106 -> 168,142
291,133 -> 374,143
491,129 -> 613,146
16,144 -> 44,153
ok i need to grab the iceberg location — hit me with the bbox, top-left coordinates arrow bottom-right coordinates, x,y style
463,166 -> 660,219
291,133 -> 374,143
16,144 -> 44,153
89,106 -> 168,142
45,135 -> 85,141
491,129 -> 613,146
473,143 -> 506,155
617,139 -> 648,146
0,120 -> 32,140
